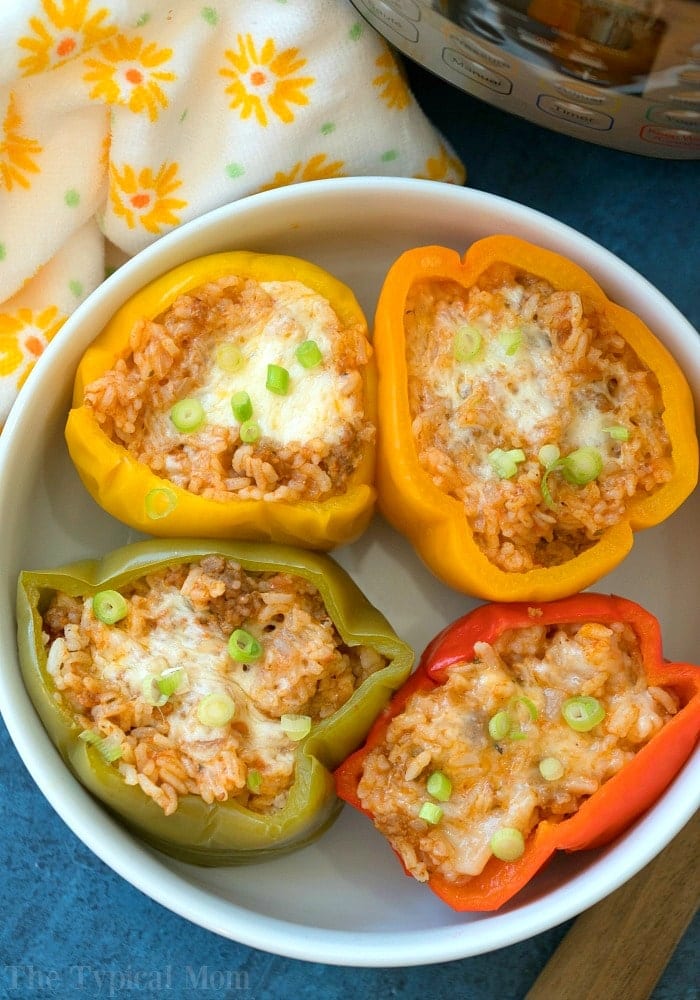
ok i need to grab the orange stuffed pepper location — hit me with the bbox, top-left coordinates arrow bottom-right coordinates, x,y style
373,236 -> 698,601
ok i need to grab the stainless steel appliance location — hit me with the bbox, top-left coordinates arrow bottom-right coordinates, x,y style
351,0 -> 700,157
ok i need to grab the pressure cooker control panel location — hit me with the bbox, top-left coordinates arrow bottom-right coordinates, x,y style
351,0 -> 700,158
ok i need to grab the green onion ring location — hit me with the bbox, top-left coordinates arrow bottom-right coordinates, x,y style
144,487 -> 177,520
295,340 -> 323,369
197,693 -> 236,727
228,628 -> 262,663
231,390 -> 253,423
426,771 -> 452,802
280,714 -> 312,741
490,827 -> 525,862
562,695 -> 605,732
453,324 -> 482,362
266,363 -> 290,395
170,398 -> 205,433
92,590 -> 128,625
418,802 -> 444,825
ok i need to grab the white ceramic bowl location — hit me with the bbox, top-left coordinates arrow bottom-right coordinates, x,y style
1,177 -> 698,967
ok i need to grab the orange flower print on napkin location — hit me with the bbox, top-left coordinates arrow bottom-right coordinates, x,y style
0,93 -> 43,192
0,307 -> 64,391
84,34 -> 176,122
110,161 -> 187,234
220,35 -> 315,126
416,142 -> 467,184
261,152 -> 345,191
372,49 -> 410,111
17,0 -> 115,76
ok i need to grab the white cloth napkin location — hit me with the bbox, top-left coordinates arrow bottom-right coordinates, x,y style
0,0 -> 465,427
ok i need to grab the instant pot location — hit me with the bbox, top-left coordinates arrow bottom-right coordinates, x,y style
351,0 -> 700,157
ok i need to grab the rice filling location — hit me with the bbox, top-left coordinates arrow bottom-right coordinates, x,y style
404,263 -> 673,572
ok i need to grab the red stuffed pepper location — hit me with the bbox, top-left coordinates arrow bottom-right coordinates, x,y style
335,594 -> 700,911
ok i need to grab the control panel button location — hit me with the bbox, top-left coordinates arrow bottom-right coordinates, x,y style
354,0 -> 419,42
640,124 -> 700,152
442,48 -> 513,95
536,94 -> 613,131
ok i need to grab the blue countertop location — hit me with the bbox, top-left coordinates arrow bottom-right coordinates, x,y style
1,51 -> 698,1000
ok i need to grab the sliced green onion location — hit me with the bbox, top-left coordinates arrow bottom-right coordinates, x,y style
145,487 -> 177,520
538,444 -> 561,469
490,827 -> 525,862
505,696 -> 539,739
79,730 -> 122,763
142,675 -> 168,707
603,425 -> 630,442
426,771 -> 452,802
197,693 -> 236,727
216,343 -> 244,372
488,448 -> 526,479
509,696 -> 538,721
92,590 -> 128,625
228,628 -> 262,663
157,666 -> 186,697
453,324 -> 482,362
418,802 -> 444,825
560,446 -> 603,486
562,695 -> 605,732
78,729 -> 102,746
489,697 -> 538,742
246,769 -> 262,793
539,756 -> 565,781
266,363 -> 289,395
280,714 -> 312,741
488,710 -> 511,741
539,446 -> 603,507
239,419 -> 260,443
231,390 -> 253,423
498,328 -> 522,356
540,465 -> 558,508
295,339 -> 323,369
170,398 -> 205,432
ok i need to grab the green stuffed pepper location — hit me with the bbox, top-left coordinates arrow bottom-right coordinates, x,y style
17,538 -> 413,865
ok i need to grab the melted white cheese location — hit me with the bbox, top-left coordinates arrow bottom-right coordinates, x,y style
174,280 -> 357,446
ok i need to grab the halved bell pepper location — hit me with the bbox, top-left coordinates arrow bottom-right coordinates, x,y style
373,236 -> 698,601
65,251 -> 377,550
17,538 -> 413,865
335,593 -> 700,910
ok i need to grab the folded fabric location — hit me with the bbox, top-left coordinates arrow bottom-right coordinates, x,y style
0,0 -> 465,429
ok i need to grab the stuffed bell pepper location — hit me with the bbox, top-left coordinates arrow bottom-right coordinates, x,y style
17,539 -> 413,865
373,235 -> 698,601
65,251 -> 377,549
335,593 -> 700,910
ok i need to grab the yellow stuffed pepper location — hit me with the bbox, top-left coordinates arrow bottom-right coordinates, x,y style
66,251 -> 377,549
373,235 -> 698,601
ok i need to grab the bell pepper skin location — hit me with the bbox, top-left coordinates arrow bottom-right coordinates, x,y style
17,538 -> 413,866
65,251 -> 377,550
373,236 -> 698,601
335,593 -> 700,911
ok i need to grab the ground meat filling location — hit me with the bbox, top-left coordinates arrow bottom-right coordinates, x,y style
42,557 -> 386,816
356,621 -> 678,884
404,263 -> 673,572
83,275 -> 374,503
